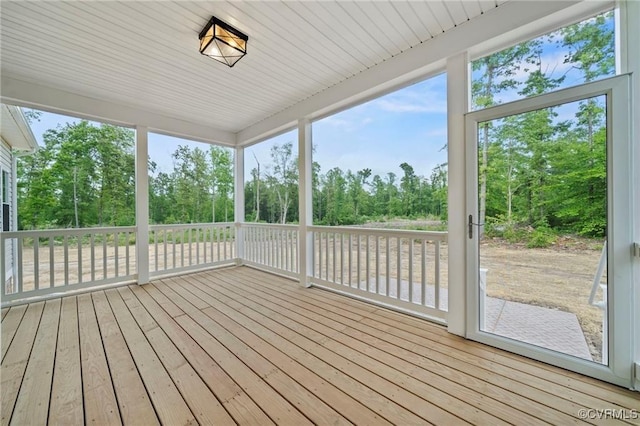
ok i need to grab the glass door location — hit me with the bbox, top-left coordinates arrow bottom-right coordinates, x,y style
465,75 -> 633,386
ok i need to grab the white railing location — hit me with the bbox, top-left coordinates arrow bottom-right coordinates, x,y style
2,221 -> 449,326
149,222 -> 236,277
309,226 -> 448,322
1,226 -> 136,304
242,223 -> 299,278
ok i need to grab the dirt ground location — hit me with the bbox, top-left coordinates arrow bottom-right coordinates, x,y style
479,238 -> 605,362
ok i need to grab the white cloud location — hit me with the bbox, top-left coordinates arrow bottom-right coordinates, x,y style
373,90 -> 447,114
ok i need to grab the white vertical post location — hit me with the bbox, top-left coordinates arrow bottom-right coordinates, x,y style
11,155 -> 19,286
620,0 -> 640,391
298,118 -> 313,288
135,126 -> 149,285
235,147 -> 245,265
447,52 -> 469,336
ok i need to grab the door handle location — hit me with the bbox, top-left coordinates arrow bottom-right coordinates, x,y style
468,215 -> 473,239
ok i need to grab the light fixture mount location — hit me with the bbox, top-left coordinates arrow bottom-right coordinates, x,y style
198,16 -> 248,67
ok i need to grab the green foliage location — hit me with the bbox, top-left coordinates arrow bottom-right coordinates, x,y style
527,227 -> 557,248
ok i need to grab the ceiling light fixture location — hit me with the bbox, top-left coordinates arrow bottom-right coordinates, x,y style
199,16 -> 248,67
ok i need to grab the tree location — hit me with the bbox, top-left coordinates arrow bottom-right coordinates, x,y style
472,42 -> 534,237
265,143 -> 298,224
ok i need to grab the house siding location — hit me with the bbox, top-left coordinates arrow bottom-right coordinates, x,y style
1,138 -> 14,285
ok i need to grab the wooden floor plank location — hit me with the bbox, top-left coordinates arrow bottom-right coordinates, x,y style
224,268 -> 602,424
11,299 -> 61,425
77,293 -> 122,426
2,266 -> 638,426
139,283 -> 274,426
197,302 -> 388,426
172,307 -> 313,425
197,272 -> 508,426
235,268 -> 635,405
152,280 -> 352,426
210,271 -> 553,425
0,301 -> 44,426
1,304 -> 27,362
49,297 -> 84,426
233,267 -> 640,410
161,278 -> 428,425
91,291 -> 159,425
161,277 -> 209,310
103,288 -> 196,426
119,285 -> 236,426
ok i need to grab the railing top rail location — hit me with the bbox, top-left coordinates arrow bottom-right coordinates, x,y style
241,222 -> 300,230
308,225 -> 448,241
150,222 -> 234,230
0,226 -> 137,239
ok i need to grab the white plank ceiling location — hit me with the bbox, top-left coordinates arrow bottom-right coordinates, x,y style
0,1 -> 501,137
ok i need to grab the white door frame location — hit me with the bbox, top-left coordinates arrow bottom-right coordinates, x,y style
465,74 -> 633,387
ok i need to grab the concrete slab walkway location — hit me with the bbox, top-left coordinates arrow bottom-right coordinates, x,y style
361,277 -> 593,361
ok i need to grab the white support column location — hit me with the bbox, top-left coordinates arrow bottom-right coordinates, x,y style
620,0 -> 640,391
135,126 -> 149,285
234,147 -> 245,265
298,119 -> 313,288
446,52 -> 469,337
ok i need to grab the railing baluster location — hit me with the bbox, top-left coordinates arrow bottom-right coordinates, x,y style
204,227 -> 208,263
77,235 -> 83,284
319,232 -> 323,280
17,237 -> 23,293
332,233 -> 336,282
396,237 -> 401,299
325,232 -> 329,281
181,229 -> 185,268
103,233 -> 108,280
152,230 -> 157,272
34,238 -> 40,290
409,238 -> 413,303
435,240 -> 441,310
114,232 -> 120,277
285,230 -> 290,271
348,234 -> 352,287
385,236 -> 390,297
90,234 -> 95,282
64,235 -> 69,285
366,235 -> 370,292
172,230 -> 176,269
126,231 -> 130,276
375,236 -> 380,294
217,227 -> 221,263
196,228 -> 200,264
186,228 -> 193,266
421,240 -> 427,307
356,234 -> 361,289
340,233 -> 344,285
210,227 -> 214,263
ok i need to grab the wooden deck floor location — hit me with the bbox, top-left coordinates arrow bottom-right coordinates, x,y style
1,266 -> 638,425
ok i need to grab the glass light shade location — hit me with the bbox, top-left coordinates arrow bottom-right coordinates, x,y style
199,17 -> 248,67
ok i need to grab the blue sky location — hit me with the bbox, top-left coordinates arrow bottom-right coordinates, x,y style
246,72 -> 448,181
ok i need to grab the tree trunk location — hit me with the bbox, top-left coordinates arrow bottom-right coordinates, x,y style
73,165 -> 80,228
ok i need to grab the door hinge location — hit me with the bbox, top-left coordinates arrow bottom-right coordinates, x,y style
634,242 -> 640,258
